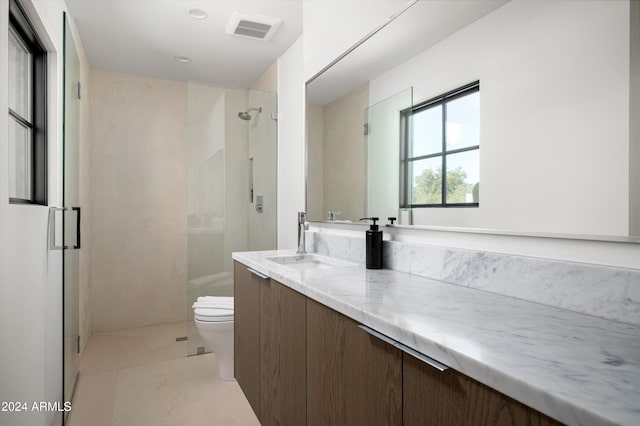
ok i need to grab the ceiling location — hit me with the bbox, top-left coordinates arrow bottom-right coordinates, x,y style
65,0 -> 303,89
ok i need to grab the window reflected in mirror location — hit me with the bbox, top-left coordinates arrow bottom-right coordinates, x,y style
402,82 -> 479,208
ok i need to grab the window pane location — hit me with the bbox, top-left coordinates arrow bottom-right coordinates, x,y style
8,117 -> 32,200
446,92 -> 479,150
411,157 -> 442,205
411,104 -> 442,157
446,150 -> 479,203
8,28 -> 32,120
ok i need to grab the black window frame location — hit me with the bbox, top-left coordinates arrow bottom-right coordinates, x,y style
400,81 -> 479,208
8,0 -> 48,205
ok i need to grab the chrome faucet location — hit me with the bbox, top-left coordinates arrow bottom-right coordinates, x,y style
327,211 -> 341,222
297,211 -> 309,254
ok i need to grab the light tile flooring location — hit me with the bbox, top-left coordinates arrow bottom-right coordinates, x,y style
68,322 -> 260,426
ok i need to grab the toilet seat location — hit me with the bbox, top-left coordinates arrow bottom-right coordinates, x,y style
194,307 -> 234,322
192,296 -> 234,322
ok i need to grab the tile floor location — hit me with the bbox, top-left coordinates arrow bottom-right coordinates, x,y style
67,322 -> 260,426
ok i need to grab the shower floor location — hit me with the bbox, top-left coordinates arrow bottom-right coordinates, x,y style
67,321 -> 259,425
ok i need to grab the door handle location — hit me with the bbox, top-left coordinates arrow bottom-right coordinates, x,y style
48,206 -> 81,250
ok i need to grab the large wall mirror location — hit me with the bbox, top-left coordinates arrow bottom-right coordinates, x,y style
306,0 -> 640,239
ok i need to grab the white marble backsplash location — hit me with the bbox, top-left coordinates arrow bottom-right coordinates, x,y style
308,230 -> 640,326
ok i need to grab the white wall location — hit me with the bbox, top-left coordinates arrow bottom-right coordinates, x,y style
370,0 -> 632,236
277,36 -> 305,249
276,0 -> 640,268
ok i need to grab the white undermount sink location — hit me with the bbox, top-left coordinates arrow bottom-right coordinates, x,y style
266,254 -> 357,271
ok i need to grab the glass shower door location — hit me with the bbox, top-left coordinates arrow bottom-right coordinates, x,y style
186,84 -> 277,356
366,87 -> 413,224
62,13 -> 81,419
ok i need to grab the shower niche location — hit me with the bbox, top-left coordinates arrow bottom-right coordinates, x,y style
186,82 -> 277,356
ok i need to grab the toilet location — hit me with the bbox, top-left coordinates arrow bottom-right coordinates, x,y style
193,296 -> 235,381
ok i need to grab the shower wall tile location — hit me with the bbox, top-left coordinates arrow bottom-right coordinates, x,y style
78,35 -> 93,355
90,70 -> 187,332
251,61 -> 277,93
247,62 -> 278,251
320,83 -> 368,222
247,89 -> 278,251
306,104 -> 325,221
223,90 -> 251,274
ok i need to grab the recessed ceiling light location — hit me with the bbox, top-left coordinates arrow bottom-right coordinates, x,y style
174,56 -> 192,63
188,8 -> 208,20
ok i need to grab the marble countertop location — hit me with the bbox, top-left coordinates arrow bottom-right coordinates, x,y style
232,250 -> 640,426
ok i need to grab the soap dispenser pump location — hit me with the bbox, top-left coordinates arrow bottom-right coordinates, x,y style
361,217 -> 383,269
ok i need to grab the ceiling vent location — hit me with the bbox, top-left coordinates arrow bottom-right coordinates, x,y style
225,11 -> 282,41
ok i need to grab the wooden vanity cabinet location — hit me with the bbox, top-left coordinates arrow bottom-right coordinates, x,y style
236,260 -> 563,426
305,296 -> 561,426
234,261 -> 306,425
403,353 -> 563,426
259,275 -> 306,425
306,298 -> 402,426
234,262 -> 261,416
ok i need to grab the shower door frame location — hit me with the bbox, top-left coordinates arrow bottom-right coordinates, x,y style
62,12 -> 81,423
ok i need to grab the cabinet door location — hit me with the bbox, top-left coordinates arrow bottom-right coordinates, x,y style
403,353 -> 562,426
234,261 -> 261,417
260,279 -> 307,425
307,299 -> 402,426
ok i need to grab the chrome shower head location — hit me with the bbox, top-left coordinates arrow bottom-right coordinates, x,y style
237,106 -> 262,121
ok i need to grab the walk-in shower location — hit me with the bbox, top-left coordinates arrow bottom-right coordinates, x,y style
187,85 -> 276,356
237,106 -> 262,120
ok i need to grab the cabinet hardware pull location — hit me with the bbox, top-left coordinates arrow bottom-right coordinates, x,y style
358,325 -> 449,372
247,267 -> 270,280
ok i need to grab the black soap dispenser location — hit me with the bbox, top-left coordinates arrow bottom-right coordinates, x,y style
361,217 -> 383,269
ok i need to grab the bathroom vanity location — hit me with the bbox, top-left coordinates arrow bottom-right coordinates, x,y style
232,250 -> 639,426
234,262 -> 306,425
